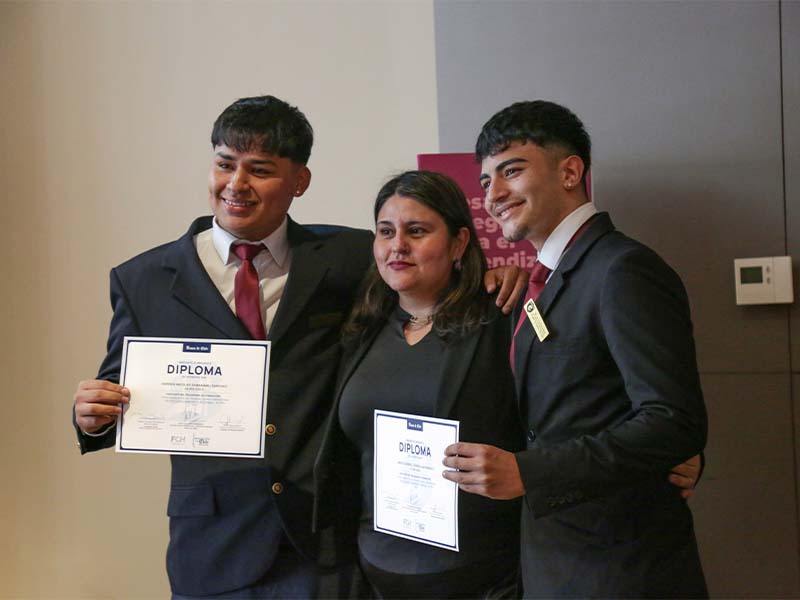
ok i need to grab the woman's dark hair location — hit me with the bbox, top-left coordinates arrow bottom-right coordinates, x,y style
343,170 -> 490,344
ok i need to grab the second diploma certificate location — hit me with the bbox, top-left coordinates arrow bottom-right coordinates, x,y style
373,409 -> 459,551
116,337 -> 270,458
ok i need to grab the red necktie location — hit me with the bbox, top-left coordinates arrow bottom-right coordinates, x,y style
510,261 -> 551,368
232,243 -> 266,340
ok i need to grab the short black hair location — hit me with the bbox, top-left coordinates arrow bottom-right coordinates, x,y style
475,100 -> 591,178
211,95 -> 313,165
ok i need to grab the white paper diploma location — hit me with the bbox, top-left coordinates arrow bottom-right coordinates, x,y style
116,337 -> 270,458
373,409 -> 459,551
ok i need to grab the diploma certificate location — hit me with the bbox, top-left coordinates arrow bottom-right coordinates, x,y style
373,409 -> 459,551
116,337 -> 270,458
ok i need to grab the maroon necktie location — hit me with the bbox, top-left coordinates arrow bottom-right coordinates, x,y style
510,261 -> 552,368
232,243 -> 266,340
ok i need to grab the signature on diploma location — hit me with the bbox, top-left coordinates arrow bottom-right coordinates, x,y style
401,518 -> 426,534
193,435 -> 211,448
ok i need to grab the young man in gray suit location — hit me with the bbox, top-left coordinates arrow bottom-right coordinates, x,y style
444,100 -> 708,598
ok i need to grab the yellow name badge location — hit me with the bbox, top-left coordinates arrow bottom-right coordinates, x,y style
524,299 -> 550,342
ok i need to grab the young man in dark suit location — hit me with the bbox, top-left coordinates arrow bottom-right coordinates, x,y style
73,95 -> 525,598
73,95 -> 375,598
444,100 -> 708,598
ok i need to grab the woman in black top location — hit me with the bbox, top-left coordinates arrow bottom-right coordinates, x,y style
315,171 -> 524,599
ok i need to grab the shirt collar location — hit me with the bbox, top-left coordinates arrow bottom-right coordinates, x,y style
537,202 -> 598,271
211,216 -> 291,268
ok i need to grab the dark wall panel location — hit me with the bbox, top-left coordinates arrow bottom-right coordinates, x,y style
693,374 -> 799,598
434,0 -> 787,373
785,1 -> 800,578
785,0 -> 800,369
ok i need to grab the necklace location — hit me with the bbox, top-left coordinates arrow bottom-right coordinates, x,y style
407,313 -> 435,326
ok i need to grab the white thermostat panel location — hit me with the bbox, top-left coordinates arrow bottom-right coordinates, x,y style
734,256 -> 793,305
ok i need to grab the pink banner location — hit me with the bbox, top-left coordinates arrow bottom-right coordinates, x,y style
417,153 -> 537,269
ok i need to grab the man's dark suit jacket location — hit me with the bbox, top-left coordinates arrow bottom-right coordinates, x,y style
314,302 -> 524,588
514,212 -> 708,598
74,216 -> 373,596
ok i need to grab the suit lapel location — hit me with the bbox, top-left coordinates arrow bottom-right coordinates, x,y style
533,212 -> 614,318
162,216 -> 250,339
512,212 -> 615,401
334,327 -> 382,409
434,327 -> 481,419
514,320 -> 536,403
268,218 -> 330,345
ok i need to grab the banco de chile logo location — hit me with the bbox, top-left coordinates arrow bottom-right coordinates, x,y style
406,419 -> 424,432
183,342 -> 212,353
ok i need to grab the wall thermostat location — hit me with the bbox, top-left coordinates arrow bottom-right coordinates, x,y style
734,256 -> 793,305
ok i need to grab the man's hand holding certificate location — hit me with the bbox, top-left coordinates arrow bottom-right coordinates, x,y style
374,409 -> 460,551
116,337 -> 270,458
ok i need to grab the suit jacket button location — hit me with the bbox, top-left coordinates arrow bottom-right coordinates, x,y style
265,424 -> 277,436
527,430 -> 536,443
271,482 -> 284,495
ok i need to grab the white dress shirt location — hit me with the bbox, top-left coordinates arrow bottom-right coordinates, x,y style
537,202 -> 598,275
85,218 -> 290,439
195,217 -> 292,335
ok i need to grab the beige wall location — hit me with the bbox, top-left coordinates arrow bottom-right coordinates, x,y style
0,1 -> 437,597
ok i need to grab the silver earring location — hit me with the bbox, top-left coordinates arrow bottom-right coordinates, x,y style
454,258 -> 462,272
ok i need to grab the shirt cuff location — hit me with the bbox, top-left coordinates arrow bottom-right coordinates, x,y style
83,422 -> 116,437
